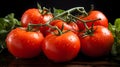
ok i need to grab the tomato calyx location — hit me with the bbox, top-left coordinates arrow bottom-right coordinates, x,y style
77,18 -> 101,37
37,3 -> 52,15
81,26 -> 96,37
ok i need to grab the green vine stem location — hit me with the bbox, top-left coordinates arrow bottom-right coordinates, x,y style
27,23 -> 63,35
46,7 -> 88,24
29,7 -> 89,35
69,14 -> 101,30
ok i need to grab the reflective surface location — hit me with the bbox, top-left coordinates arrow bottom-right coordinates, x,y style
0,49 -> 120,67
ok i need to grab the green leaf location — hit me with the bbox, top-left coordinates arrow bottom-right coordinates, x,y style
53,8 -> 65,16
111,43 -> 117,56
109,18 -> 120,61
0,30 -> 8,34
0,13 -> 21,53
108,23 -> 115,37
115,18 -> 120,31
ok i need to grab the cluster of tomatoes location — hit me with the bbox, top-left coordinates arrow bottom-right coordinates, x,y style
5,6 -> 114,62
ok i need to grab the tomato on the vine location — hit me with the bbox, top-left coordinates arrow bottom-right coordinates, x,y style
42,30 -> 80,62
76,10 -> 108,31
78,25 -> 114,57
5,28 -> 44,58
21,8 -> 53,27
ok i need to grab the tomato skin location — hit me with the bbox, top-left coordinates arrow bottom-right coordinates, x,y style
42,31 -> 80,62
78,26 -> 114,57
76,10 -> 108,31
21,8 -> 53,27
5,28 -> 44,58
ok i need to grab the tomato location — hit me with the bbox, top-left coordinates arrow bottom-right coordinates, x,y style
78,26 -> 114,57
50,20 -> 79,34
76,10 -> 108,31
21,8 -> 53,27
21,8 -> 53,36
42,31 -> 80,62
5,28 -> 44,58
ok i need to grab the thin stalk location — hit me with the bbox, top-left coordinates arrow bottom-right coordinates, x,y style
69,14 -> 89,30
27,23 -> 44,31
46,24 -> 62,35
27,23 -> 62,35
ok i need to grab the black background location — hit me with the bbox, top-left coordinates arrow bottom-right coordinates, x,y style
0,0 -> 119,24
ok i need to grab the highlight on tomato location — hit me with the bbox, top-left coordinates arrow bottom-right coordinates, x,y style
5,27 -> 44,58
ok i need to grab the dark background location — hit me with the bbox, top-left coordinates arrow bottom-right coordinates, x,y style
0,0 -> 119,24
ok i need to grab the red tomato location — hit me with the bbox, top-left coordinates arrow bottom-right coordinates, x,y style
42,31 -> 80,62
76,10 -> 108,31
5,28 -> 44,58
78,26 -> 114,57
21,8 -> 53,27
